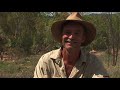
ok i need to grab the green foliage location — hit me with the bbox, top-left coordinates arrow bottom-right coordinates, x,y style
19,33 -> 33,54
0,12 -> 120,77
0,12 -> 120,55
84,13 -> 120,50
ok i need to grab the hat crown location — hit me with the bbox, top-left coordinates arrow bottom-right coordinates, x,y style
51,12 -> 96,46
66,12 -> 83,21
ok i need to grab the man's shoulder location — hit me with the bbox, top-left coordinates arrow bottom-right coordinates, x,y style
39,48 -> 60,62
82,49 -> 97,58
84,50 -> 100,63
43,48 -> 60,57
86,51 -> 104,66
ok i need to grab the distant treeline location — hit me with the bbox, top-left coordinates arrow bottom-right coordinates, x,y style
0,12 -> 120,57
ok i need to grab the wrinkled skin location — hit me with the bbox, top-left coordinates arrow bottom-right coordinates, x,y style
61,22 -> 86,77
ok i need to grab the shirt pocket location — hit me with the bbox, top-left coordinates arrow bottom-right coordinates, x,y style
52,74 -> 61,78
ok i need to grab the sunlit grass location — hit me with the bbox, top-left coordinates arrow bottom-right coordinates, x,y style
0,55 -> 40,78
0,51 -> 120,78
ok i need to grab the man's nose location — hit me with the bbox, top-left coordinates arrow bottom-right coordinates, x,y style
69,34 -> 75,39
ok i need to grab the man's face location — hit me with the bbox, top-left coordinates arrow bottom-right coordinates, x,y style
62,22 -> 86,50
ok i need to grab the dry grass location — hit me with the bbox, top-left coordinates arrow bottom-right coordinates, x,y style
0,51 -> 120,78
0,55 -> 40,78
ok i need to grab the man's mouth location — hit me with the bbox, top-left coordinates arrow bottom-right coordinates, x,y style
65,39 -> 77,44
65,39 -> 71,43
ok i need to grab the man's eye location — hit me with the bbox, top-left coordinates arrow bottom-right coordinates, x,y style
75,32 -> 79,35
65,32 -> 71,34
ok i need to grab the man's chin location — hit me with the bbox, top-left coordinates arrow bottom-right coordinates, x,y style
63,46 -> 71,49
64,45 -> 80,50
65,46 -> 75,50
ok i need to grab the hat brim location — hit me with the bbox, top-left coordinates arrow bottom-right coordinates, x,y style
51,20 -> 96,46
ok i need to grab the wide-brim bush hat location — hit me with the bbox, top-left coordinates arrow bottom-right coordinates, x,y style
51,12 -> 96,46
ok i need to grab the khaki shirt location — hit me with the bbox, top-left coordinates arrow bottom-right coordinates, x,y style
34,48 -> 109,78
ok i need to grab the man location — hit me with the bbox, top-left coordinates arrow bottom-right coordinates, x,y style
34,12 -> 109,78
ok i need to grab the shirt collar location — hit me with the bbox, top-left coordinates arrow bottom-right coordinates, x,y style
50,48 -> 62,59
79,49 -> 87,63
50,48 -> 62,65
50,47 -> 87,65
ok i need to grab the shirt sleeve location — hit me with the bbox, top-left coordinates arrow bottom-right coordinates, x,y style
33,55 -> 50,78
91,55 -> 109,78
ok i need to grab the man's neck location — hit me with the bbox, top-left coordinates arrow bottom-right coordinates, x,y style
62,48 -> 81,65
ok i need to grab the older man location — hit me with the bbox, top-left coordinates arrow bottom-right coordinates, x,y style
34,12 -> 109,78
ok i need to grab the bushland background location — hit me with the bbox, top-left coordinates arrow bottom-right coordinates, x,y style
0,12 -> 120,78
